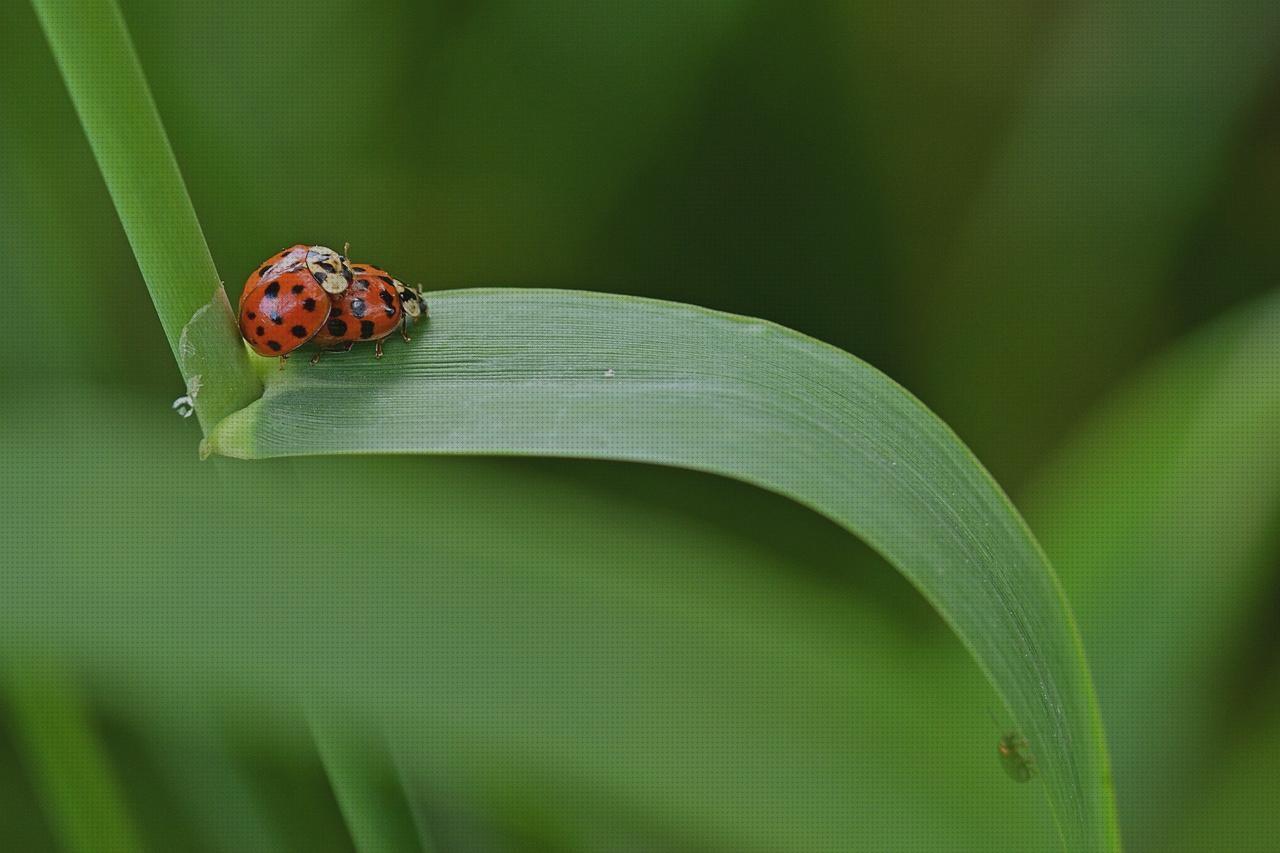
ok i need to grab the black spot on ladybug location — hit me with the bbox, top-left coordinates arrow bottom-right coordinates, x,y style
263,281 -> 280,298
270,313 -> 283,325
291,284 -> 305,295
302,298 -> 317,312
291,325 -> 309,338
259,264 -> 273,278
267,340 -> 282,352
255,326 -> 265,337
350,297 -> 367,318
378,275 -> 394,286
356,279 -> 369,291
352,266 -> 366,272
327,318 -> 348,337
331,307 -> 343,318
360,320 -> 376,339
247,311 -> 256,320
379,289 -> 396,316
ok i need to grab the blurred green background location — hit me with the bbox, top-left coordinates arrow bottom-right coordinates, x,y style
2,1 -> 1279,850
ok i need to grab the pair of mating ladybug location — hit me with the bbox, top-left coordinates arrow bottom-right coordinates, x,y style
237,244 -> 428,365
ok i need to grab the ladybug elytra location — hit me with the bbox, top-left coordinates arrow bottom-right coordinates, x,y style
237,245 -> 427,365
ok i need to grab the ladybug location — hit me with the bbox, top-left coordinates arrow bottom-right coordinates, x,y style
237,245 -> 353,362
308,263 -> 429,362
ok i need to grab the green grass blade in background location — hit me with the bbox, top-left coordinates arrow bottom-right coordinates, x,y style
209,288 -> 1119,851
3,666 -> 142,853
30,0 -> 260,430
310,714 -> 425,853
145,710 -> 289,853
0,387 -> 1064,850
918,1 -> 1280,479
1025,287 -> 1280,849
1163,680 -> 1280,853
373,0 -> 757,284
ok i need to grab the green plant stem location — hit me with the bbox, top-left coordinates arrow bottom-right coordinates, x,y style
31,0 -> 260,430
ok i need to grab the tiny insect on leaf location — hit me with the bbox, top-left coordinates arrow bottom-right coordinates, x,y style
998,732 -> 1036,782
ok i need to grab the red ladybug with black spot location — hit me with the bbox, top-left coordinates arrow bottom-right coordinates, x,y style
308,263 -> 429,362
237,245 -> 352,362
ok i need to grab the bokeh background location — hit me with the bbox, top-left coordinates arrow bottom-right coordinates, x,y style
2,1 -> 1279,850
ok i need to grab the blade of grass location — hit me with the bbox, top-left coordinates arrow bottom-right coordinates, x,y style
20,7 -> 260,848
1024,287 -> 1280,848
1164,682 -> 1280,853
3,665 -> 142,853
145,708 -> 290,853
208,287 -> 1119,852
388,752 -> 441,853
919,1 -> 1280,479
30,0 -> 260,430
309,713 -> 426,853
28,0 -> 1117,845
0,384 -> 1064,850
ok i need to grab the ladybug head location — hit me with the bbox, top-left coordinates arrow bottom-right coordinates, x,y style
305,245 -> 354,296
397,283 -> 429,321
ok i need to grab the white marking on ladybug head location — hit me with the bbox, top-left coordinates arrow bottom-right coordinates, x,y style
396,282 -> 428,320
307,245 -> 352,295
394,282 -> 416,318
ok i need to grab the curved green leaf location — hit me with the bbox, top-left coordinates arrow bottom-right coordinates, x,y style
209,287 -> 1119,851
0,385 -> 1060,850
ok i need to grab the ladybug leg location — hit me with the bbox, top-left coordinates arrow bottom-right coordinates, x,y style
375,339 -> 386,360
278,354 -> 289,370
399,320 -> 412,343
310,342 -> 353,365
